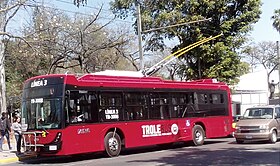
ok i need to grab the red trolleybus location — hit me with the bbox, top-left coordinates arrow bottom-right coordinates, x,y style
21,72 -> 233,157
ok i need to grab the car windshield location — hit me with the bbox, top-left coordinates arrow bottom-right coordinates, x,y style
243,108 -> 273,119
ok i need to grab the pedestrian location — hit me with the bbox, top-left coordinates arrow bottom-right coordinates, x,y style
11,116 -> 22,154
0,112 -> 12,151
269,80 -> 278,99
0,117 -> 5,151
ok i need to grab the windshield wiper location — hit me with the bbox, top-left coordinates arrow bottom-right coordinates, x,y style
37,122 -> 49,133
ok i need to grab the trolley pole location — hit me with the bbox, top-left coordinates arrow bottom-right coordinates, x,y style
134,0 -> 211,72
135,0 -> 144,71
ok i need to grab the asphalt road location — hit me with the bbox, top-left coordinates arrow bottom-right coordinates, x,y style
3,137 -> 280,166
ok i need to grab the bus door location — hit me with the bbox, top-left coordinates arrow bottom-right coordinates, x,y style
169,93 -> 194,141
65,90 -> 99,153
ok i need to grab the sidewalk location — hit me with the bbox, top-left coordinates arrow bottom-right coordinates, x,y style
0,141 -> 19,164
0,136 -> 32,165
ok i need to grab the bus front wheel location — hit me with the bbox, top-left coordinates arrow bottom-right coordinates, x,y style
192,125 -> 205,146
104,132 -> 121,157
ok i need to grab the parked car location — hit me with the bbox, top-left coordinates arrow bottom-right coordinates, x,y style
234,105 -> 280,144
231,115 -> 242,137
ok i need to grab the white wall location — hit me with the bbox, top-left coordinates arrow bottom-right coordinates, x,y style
232,91 -> 268,115
232,70 -> 279,115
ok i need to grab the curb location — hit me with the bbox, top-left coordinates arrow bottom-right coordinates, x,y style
0,154 -> 35,165
0,156 -> 19,165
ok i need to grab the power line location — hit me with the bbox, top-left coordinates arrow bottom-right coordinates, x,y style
54,0 -> 112,12
29,1 -> 134,24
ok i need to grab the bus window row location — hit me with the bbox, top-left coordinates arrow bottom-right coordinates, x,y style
64,90 -> 228,124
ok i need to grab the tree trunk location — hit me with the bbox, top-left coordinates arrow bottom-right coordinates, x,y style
0,0 -> 8,113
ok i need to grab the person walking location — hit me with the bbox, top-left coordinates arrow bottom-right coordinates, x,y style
269,80 -> 279,99
11,116 -> 22,154
0,115 -> 5,151
0,112 -> 12,151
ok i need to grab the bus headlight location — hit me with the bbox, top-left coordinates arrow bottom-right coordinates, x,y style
53,132 -> 62,143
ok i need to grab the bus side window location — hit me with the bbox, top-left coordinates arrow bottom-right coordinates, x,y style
148,94 -> 161,119
197,93 -> 208,104
79,99 -> 89,122
69,100 -> 78,123
125,93 -> 141,120
159,94 -> 169,119
170,97 -> 178,118
64,95 -> 70,124
90,94 -> 99,122
98,92 -> 122,122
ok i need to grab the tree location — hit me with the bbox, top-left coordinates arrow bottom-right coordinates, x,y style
2,0 -> 104,113
74,0 -> 87,7
242,41 -> 278,91
0,0 -> 27,113
22,6 -> 132,74
272,9 -> 280,33
111,0 -> 261,85
4,4 -> 135,102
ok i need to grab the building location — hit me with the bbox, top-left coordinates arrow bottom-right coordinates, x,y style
231,70 -> 279,116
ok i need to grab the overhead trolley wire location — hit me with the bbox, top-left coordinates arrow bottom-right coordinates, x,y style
143,34 -> 223,76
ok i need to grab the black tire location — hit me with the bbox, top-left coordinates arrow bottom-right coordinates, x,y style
269,130 -> 277,144
104,132 -> 121,157
236,139 -> 244,144
192,125 -> 205,146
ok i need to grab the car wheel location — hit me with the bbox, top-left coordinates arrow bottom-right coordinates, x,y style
236,139 -> 244,144
269,130 -> 277,144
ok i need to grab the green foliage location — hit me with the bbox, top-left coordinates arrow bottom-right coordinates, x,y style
4,40 -> 27,98
272,9 -> 280,33
111,0 -> 262,85
4,6 -> 134,100
73,0 -> 87,7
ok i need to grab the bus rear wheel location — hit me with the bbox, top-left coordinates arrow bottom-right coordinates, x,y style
104,132 -> 121,157
192,125 -> 205,146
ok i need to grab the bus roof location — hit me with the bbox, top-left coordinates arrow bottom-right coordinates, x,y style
75,72 -> 228,90
24,71 -> 229,90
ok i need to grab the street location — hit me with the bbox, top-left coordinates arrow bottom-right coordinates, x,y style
3,137 -> 280,166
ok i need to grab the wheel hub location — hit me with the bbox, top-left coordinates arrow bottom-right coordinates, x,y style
108,137 -> 119,151
195,131 -> 202,141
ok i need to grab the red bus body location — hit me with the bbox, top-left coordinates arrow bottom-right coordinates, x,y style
21,73 -> 233,156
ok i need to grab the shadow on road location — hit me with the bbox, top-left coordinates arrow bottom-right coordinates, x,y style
18,138 -> 226,164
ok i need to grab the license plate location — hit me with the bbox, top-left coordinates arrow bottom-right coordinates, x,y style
49,145 -> 57,151
246,135 -> 252,139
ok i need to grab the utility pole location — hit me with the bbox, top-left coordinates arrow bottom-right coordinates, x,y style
135,0 -> 144,71
134,0 -> 211,72
0,1 -> 8,113
277,41 -> 280,102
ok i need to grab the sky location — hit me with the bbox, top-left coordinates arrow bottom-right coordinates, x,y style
50,0 -> 280,43
9,0 -> 280,43
250,0 -> 280,42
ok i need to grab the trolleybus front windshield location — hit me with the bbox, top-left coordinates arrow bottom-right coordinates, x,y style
21,83 -> 64,130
